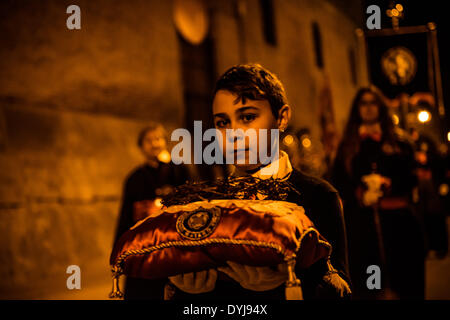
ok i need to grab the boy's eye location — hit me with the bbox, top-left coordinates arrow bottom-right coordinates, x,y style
215,120 -> 229,128
240,114 -> 257,123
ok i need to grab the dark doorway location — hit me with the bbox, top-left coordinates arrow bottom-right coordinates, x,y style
177,32 -> 217,181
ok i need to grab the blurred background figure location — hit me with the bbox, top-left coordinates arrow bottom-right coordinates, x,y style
331,87 -> 426,300
113,123 -> 190,299
281,127 -> 328,178
410,127 -> 448,259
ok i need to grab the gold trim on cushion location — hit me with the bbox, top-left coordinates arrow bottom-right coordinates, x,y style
109,227 -> 332,298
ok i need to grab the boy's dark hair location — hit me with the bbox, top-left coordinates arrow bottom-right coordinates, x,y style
214,63 -> 288,118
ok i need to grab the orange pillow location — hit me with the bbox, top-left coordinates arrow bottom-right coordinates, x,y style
109,199 -> 331,297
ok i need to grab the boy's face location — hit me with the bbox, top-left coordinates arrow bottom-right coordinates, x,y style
212,89 -> 279,171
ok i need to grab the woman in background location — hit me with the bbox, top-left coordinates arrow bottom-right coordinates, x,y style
331,87 -> 425,299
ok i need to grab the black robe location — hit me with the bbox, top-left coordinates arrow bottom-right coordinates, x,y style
331,135 -> 426,299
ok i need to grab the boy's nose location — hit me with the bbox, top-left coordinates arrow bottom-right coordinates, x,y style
226,128 -> 245,142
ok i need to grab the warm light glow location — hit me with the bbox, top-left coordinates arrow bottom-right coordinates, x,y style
447,131 -> 450,142
392,114 -> 400,125
417,110 -> 431,123
395,4 -> 403,12
302,137 -> 312,148
392,9 -> 399,17
439,184 -> 449,196
157,150 -> 171,163
283,134 -> 294,146
154,197 -> 163,208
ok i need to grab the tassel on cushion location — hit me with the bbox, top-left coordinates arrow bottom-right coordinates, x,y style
285,257 -> 303,300
109,267 -> 124,299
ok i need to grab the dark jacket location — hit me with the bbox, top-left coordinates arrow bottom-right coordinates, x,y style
286,169 -> 351,299
114,162 -> 189,244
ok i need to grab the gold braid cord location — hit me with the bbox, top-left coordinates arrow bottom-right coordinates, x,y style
109,227 -> 332,299
109,238 -> 286,299
114,238 -> 287,272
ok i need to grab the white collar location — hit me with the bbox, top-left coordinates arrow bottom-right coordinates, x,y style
230,151 -> 293,181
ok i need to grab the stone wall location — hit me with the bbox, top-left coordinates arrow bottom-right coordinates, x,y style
0,0 -> 185,298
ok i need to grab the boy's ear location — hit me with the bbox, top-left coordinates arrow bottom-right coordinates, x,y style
277,105 -> 291,131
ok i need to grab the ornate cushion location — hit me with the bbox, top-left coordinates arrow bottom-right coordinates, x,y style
110,199 -> 331,291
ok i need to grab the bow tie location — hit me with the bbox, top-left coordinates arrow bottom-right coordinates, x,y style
359,125 -> 382,142
360,132 -> 382,142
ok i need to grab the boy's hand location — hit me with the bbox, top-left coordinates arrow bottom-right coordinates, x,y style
218,261 -> 288,291
169,269 -> 217,294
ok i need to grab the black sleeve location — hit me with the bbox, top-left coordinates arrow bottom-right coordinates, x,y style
320,189 -> 350,282
290,176 -> 352,299
299,258 -> 351,299
113,178 -> 135,246
306,189 -> 352,299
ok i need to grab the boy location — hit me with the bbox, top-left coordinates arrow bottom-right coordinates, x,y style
167,64 -> 351,299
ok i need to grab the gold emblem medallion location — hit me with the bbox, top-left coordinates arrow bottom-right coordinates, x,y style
176,207 -> 221,240
381,46 -> 417,86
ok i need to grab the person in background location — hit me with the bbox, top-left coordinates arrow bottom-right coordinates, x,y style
410,128 -> 448,258
113,123 -> 190,299
331,87 -> 425,299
